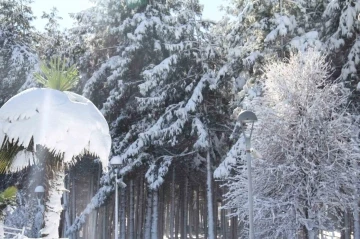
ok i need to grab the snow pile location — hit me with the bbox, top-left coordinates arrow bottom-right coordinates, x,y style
0,88 -> 111,169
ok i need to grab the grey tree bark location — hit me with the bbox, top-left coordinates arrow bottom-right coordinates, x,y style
151,190 -> 158,239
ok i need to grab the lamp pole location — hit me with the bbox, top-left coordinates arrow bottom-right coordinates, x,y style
245,133 -> 254,239
111,156 -> 122,239
238,110 -> 257,239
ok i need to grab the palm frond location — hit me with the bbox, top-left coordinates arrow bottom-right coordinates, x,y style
0,142 -> 23,174
0,186 -> 17,206
34,57 -> 79,91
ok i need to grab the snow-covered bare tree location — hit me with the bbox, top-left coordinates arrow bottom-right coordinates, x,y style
221,50 -> 360,239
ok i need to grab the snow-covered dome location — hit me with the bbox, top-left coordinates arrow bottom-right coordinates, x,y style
0,88 -> 111,169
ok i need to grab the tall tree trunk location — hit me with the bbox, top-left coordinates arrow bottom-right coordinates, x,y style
307,230 -> 316,239
120,186 -> 126,239
180,182 -> 184,239
136,175 -> 144,239
175,189 -> 180,239
203,194 -> 208,239
206,151 -> 215,239
344,210 -> 351,239
189,188 -> 193,239
170,167 -> 175,239
158,187 -> 164,239
231,215 -> 237,239
354,202 -> 360,239
144,189 -> 152,239
213,183 -> 218,239
353,159 -> 360,239
151,190 -> 159,239
41,168 -> 65,239
101,206 -> 107,239
129,179 -> 135,239
195,188 -> 200,239
183,176 -> 188,239
221,203 -> 226,239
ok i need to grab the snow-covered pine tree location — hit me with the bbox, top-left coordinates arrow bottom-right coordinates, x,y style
0,0 -> 38,105
66,0 -> 234,237
322,0 -> 360,84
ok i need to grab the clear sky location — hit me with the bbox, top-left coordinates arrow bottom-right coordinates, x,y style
199,0 -> 223,21
31,0 -> 93,30
31,0 -> 223,30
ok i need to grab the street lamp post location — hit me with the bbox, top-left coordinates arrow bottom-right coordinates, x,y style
238,110 -> 257,239
110,156 -> 122,239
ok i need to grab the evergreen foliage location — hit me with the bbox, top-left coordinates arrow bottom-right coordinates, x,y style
34,57 -> 79,91
0,0 -> 38,106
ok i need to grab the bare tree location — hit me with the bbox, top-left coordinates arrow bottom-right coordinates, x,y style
223,50 -> 360,238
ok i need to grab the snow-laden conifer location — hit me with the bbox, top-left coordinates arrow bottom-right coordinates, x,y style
66,0 -> 233,235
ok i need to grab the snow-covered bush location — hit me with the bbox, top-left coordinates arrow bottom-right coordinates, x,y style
223,50 -> 360,238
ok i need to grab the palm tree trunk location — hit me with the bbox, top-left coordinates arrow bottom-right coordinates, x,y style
63,174 -> 71,238
41,168 -> 65,238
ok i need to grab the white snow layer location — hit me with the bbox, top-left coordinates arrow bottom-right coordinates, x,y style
9,150 -> 37,172
0,88 -> 111,168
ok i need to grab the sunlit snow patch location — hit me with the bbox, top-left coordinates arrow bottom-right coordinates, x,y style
0,88 -> 111,170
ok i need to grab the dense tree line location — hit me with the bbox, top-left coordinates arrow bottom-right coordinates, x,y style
0,0 -> 359,238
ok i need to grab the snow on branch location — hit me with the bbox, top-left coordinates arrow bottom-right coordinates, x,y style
83,55 -> 122,98
113,73 -> 214,177
214,135 -> 245,179
264,14 -> 297,42
145,156 -> 172,189
139,55 -> 178,95
191,118 -> 209,150
340,39 -> 360,81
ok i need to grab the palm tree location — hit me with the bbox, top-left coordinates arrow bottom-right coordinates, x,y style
0,57 -> 111,238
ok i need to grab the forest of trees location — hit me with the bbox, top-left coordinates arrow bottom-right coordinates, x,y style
0,0 -> 359,238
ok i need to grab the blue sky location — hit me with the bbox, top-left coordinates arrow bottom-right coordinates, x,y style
31,0 -> 223,30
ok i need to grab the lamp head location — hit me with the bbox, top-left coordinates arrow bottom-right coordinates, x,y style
34,185 -> 45,199
110,156 -> 122,168
237,110 -> 257,124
